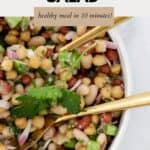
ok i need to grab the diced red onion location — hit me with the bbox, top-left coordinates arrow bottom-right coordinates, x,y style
0,100 -> 10,109
70,80 -> 81,91
105,41 -> 118,50
105,56 -> 112,66
65,31 -> 76,40
7,50 -> 18,60
18,120 -> 31,146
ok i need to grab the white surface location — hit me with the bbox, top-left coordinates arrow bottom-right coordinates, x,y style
0,0 -> 150,16
113,17 -> 150,150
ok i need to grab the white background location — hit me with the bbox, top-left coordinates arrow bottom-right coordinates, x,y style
0,0 -> 150,16
113,17 -> 150,150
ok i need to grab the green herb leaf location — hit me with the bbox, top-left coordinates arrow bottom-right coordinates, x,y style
20,17 -> 30,31
11,86 -> 81,118
87,140 -> 100,150
27,86 -> 62,102
61,89 -> 80,114
58,50 -> 81,71
13,60 -> 29,74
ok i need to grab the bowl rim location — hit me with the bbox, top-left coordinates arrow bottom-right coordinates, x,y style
108,27 -> 133,150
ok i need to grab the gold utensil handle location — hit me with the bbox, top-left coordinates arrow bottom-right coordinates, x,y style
56,92 -> 150,123
59,17 -> 132,52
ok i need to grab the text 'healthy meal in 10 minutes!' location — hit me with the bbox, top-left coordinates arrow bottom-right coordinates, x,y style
0,17 -> 124,150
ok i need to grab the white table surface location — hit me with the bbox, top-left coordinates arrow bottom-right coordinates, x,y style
116,17 -> 150,150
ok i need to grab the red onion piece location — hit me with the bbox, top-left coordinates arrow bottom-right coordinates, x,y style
7,50 -> 18,60
106,41 -> 118,50
18,120 -> 31,146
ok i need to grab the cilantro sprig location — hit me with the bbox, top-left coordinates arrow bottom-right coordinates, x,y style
58,42 -> 96,73
11,86 -> 81,118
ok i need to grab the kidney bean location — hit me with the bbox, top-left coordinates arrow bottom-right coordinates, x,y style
0,80 -> 12,95
45,48 -> 54,58
21,75 -> 32,85
77,116 -> 91,129
42,31 -> 51,40
105,49 -> 118,62
0,70 -> 5,79
58,27 -> 69,35
68,78 -> 77,88
99,64 -> 110,75
56,146 -> 65,150
113,79 -> 123,85
101,112 -> 112,123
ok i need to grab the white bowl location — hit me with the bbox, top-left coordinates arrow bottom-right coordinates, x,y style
107,27 -> 133,150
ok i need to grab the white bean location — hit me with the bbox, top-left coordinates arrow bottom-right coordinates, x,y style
58,124 -> 68,134
43,127 -> 56,140
52,134 -> 68,145
48,143 -> 57,150
51,105 -> 67,115
76,84 -> 89,96
85,85 -> 98,105
97,133 -> 107,150
73,128 -> 89,145
81,55 -> 93,69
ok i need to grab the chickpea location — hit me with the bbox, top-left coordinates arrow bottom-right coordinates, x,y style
5,34 -> 18,45
66,130 -> 74,139
60,71 -> 72,81
95,40 -> 106,53
28,36 -> 46,48
28,56 -> 41,69
0,110 -> 10,119
81,54 -> 93,69
101,85 -> 112,99
77,26 -> 87,36
94,74 -> 109,88
93,55 -> 107,66
15,84 -> 24,94
1,59 -> 13,71
20,30 -> 31,42
11,93 -> 21,105
2,127 -> 13,138
77,84 -> 89,96
58,33 -> 66,43
16,45 -> 27,59
15,117 -> 27,129
35,46 -> 47,58
111,85 -> 124,99
0,143 -> 7,150
32,116 -> 45,130
111,64 -> 121,75
40,58 -> 52,71
82,77 -> 91,85
77,146 -> 87,150
92,115 -> 99,125
9,30 -> 19,36
84,123 -> 96,135
51,105 -> 67,115
34,78 -> 44,87
51,33 -> 59,43
58,124 -> 67,134
6,70 -> 17,80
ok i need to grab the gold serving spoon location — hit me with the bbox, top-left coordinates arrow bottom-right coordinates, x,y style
24,92 -> 150,149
